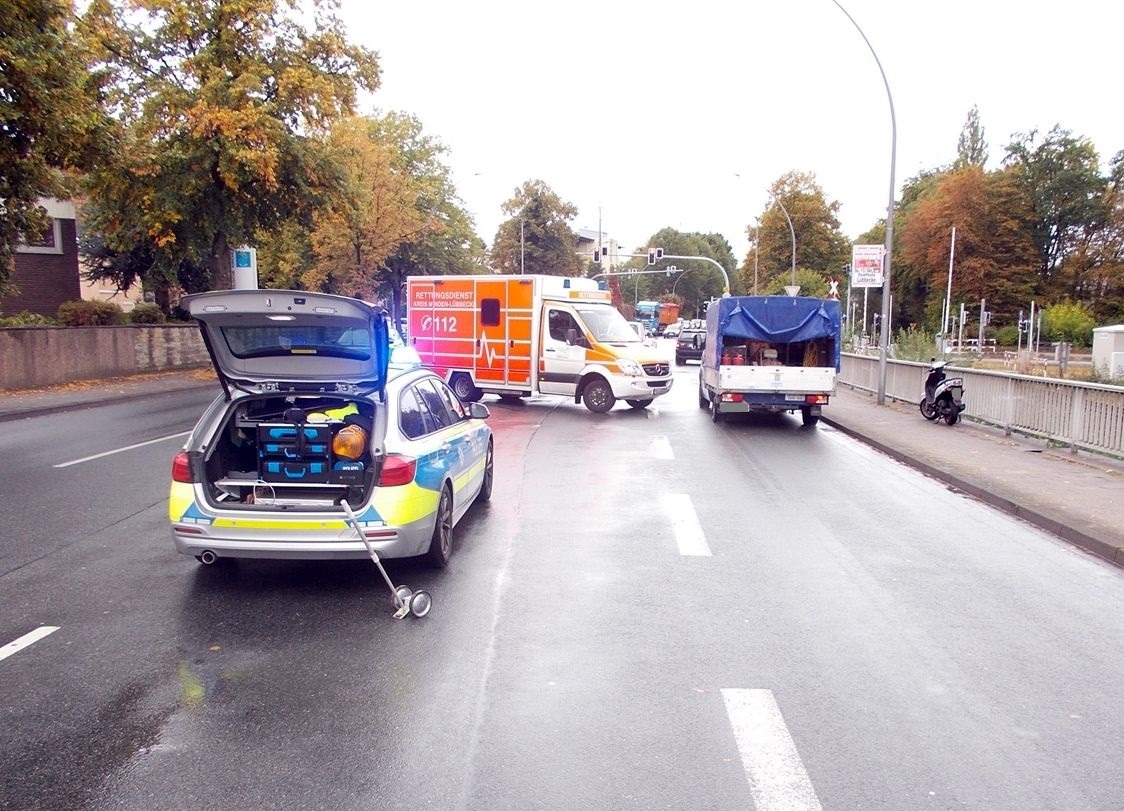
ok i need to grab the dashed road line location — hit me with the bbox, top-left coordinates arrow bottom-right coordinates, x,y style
650,435 -> 674,460
722,688 -> 822,810
1,626 -> 60,662
665,493 -> 711,556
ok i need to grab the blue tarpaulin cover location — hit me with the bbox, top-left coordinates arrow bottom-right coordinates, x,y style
704,296 -> 842,370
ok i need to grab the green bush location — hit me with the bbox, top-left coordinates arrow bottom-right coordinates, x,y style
995,324 -> 1020,347
1042,301 -> 1095,347
890,326 -> 937,361
127,303 -> 167,324
0,310 -> 57,327
56,299 -> 126,326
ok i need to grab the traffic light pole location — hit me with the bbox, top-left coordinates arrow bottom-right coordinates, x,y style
590,251 -> 730,297
657,255 -> 730,296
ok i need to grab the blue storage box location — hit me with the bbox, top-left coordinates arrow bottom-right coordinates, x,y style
330,460 -> 365,485
260,459 -> 330,483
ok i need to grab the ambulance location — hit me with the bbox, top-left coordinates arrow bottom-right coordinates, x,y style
406,274 -> 673,412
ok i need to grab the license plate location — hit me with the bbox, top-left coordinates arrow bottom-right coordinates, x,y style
785,394 -> 804,402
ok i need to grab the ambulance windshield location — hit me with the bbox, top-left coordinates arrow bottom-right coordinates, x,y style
574,304 -> 641,343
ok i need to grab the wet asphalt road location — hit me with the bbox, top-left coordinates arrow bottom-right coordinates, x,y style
1,366 -> 1123,810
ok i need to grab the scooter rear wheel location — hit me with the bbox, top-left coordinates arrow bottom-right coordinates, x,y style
919,398 -> 939,420
944,410 -> 960,426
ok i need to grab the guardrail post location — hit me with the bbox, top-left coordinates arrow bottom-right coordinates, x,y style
1070,386 -> 1085,455
1003,374 -> 1015,436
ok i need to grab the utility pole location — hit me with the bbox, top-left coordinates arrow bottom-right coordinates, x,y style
942,226 -> 956,350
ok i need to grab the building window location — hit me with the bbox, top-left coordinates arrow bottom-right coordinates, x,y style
17,218 -> 63,255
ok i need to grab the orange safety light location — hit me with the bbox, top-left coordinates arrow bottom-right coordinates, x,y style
332,424 -> 369,461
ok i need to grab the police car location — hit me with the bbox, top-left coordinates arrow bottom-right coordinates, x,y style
169,290 -> 492,568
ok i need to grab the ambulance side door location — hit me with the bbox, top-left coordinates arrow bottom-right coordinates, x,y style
539,304 -> 587,397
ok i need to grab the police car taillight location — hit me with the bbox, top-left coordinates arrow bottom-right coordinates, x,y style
172,451 -> 194,483
377,454 -> 416,486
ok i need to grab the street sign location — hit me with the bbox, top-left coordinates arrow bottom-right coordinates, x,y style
851,244 -> 885,288
230,246 -> 258,290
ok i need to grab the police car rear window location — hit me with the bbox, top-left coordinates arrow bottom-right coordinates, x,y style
220,325 -> 373,360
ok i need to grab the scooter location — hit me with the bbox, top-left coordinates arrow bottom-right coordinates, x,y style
919,359 -> 966,425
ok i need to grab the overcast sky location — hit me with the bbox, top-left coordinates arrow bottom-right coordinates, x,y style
338,0 -> 1121,264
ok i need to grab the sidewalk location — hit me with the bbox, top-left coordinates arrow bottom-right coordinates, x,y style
1,370 -> 1121,568
0,368 -> 220,421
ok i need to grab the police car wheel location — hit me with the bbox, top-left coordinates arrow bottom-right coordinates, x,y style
424,485 -> 454,568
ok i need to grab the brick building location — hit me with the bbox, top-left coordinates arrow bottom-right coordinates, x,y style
1,198 -> 80,318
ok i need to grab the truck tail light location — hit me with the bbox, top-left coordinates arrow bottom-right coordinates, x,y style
721,392 -> 744,403
172,451 -> 195,483
378,454 -> 417,486
805,394 -> 829,404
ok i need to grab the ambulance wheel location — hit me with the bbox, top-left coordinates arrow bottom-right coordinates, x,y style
424,484 -> 454,568
583,380 -> 616,413
451,373 -> 482,402
626,399 -> 650,409
801,407 -> 819,427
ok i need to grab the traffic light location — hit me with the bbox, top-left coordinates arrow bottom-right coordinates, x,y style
593,248 -> 602,264
648,248 -> 656,265
656,248 -> 664,260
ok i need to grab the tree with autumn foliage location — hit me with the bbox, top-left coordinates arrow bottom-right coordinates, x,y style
369,112 -> 486,325
78,0 -> 380,294
745,171 -> 849,295
492,181 -> 581,276
0,0 -> 110,295
305,117 -> 428,298
1003,126 -> 1108,298
898,166 -> 1039,329
252,112 -> 481,325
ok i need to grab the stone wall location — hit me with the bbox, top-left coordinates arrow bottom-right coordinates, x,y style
0,324 -> 209,390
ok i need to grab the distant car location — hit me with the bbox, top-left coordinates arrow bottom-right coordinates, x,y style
169,289 -> 493,569
676,329 -> 706,365
663,324 -> 681,338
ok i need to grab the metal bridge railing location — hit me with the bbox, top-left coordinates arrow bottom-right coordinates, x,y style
840,353 -> 1124,460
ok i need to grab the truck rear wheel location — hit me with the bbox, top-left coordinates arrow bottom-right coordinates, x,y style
583,379 -> 615,413
710,396 -> 723,423
801,407 -> 819,427
626,399 -> 650,409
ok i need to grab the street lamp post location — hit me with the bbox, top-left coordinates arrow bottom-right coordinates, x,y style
753,218 -> 760,295
832,0 -> 897,405
771,195 -> 797,288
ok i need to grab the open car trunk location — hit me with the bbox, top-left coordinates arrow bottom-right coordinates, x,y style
199,394 -> 382,512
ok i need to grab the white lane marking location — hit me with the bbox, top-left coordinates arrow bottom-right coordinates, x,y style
665,493 -> 711,556
54,431 -> 190,468
651,434 -> 674,460
722,688 -> 823,811
0,626 -> 60,662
